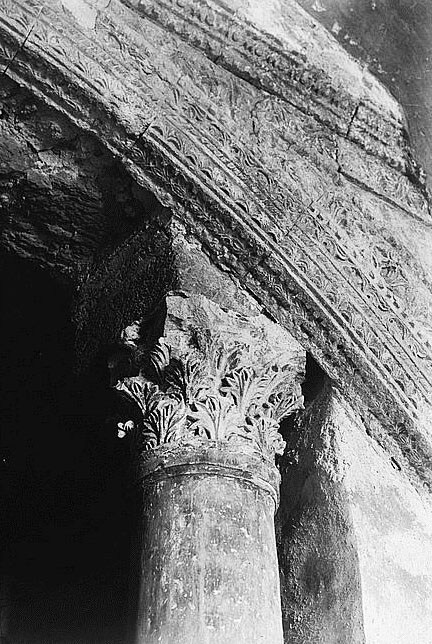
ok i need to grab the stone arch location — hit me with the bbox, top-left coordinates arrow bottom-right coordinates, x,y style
1,0 -> 431,490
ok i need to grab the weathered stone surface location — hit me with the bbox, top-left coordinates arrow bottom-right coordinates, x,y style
296,0 -> 432,195
116,293 -> 305,643
278,385 -> 432,643
117,293 -> 305,462
0,76 -> 158,279
137,455 -> 282,644
1,0 -> 431,488
277,385 -> 365,643
346,414 -> 432,644
1,1 -> 432,642
74,215 -> 262,371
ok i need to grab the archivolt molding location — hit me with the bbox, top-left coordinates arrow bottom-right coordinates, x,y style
126,0 -> 408,168
1,0 -> 432,485
125,0 -> 429,215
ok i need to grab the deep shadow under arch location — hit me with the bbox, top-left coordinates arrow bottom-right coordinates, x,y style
1,252 -> 134,644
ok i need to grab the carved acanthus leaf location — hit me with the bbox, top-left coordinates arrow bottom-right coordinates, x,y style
116,336 -> 303,459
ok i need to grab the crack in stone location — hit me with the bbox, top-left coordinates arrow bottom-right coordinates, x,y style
346,102 -> 361,139
340,165 -> 432,228
1,6 -> 43,77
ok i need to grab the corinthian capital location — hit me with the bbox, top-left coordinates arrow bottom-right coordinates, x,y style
116,294 -> 305,461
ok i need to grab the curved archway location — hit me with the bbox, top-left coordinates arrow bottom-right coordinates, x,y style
1,0 -> 431,483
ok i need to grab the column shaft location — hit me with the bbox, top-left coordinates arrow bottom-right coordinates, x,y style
116,294 -> 305,644
137,450 -> 282,644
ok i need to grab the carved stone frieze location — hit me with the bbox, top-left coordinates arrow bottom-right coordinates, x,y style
125,0 -> 411,173
116,294 -> 305,461
1,0 -> 432,487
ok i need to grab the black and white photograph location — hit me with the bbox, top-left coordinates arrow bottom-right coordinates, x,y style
1,0 -> 431,642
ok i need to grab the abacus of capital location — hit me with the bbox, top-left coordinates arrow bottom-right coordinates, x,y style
115,293 -> 305,644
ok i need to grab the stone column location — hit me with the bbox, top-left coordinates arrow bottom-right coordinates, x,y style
116,293 -> 305,644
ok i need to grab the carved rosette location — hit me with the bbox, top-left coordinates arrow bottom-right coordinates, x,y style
116,295 -> 305,463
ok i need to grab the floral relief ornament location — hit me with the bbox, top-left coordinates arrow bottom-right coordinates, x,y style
116,335 -> 303,460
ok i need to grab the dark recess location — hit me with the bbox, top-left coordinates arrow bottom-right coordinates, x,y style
1,253 -> 328,643
1,252 -> 132,644
302,352 -> 327,406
